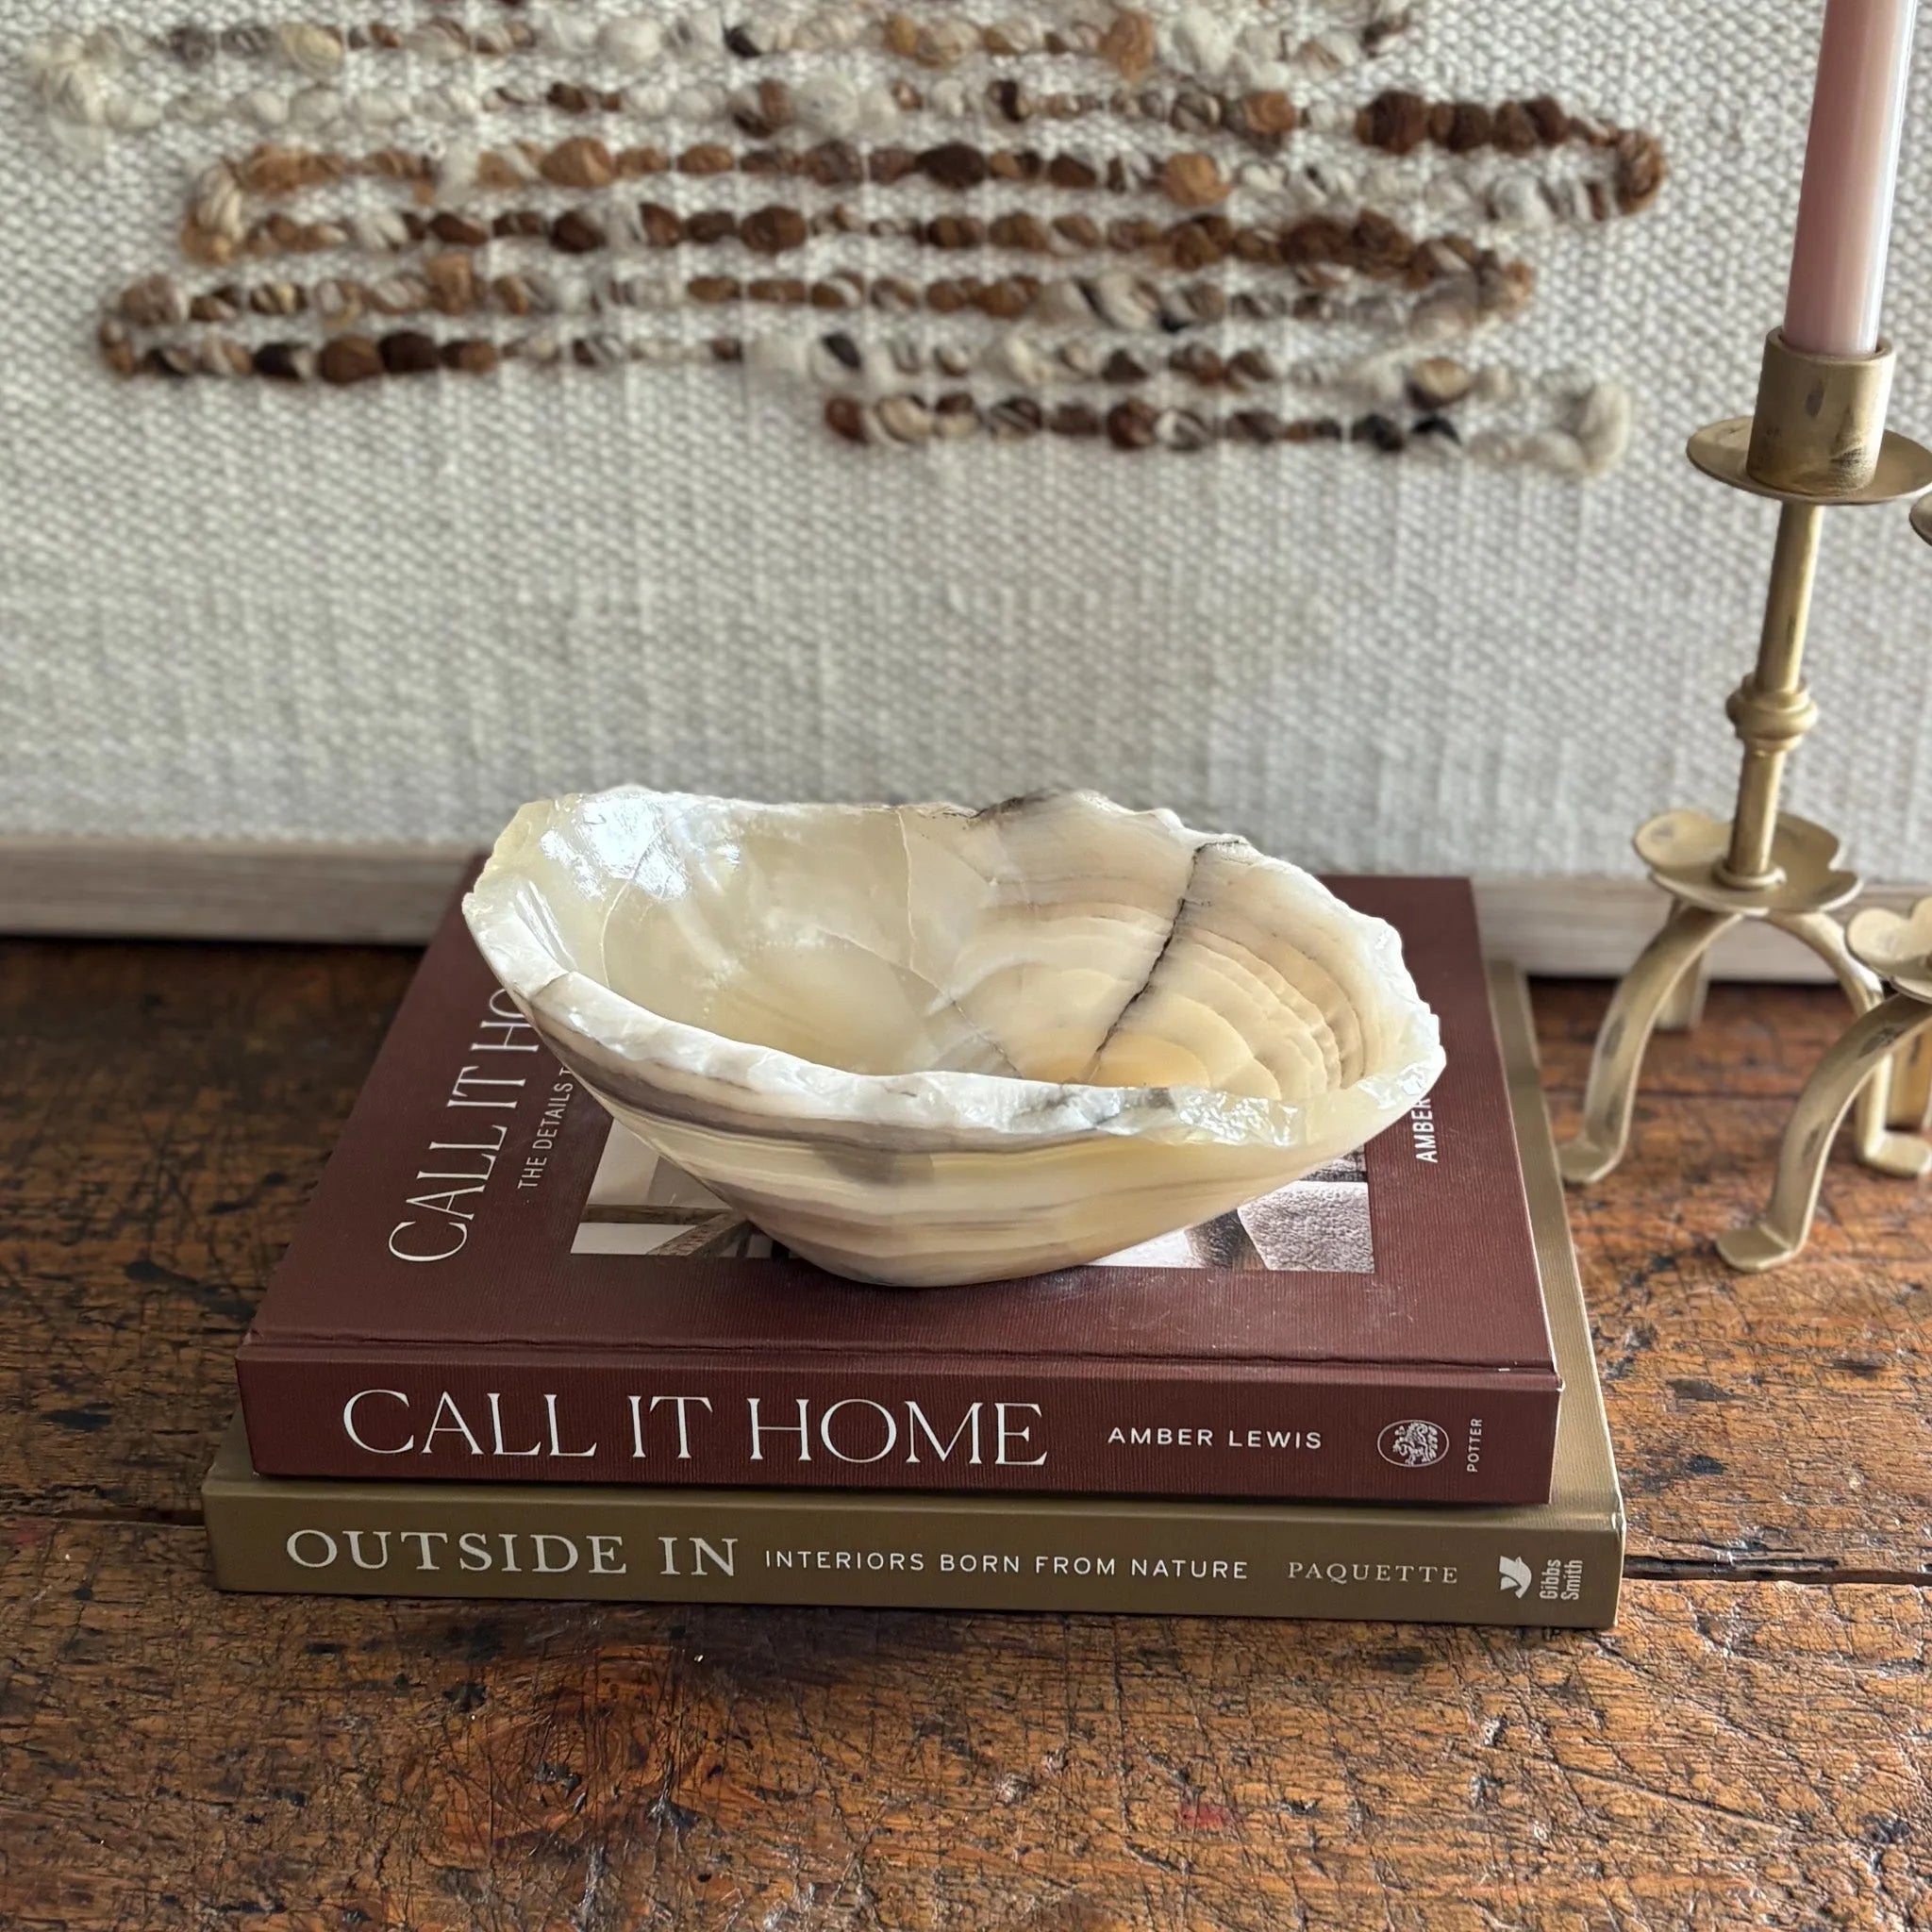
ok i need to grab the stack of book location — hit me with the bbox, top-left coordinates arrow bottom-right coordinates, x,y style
206,879 -> 1623,1628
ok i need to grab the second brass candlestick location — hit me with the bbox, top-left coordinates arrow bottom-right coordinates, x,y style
1557,331 -> 1932,1252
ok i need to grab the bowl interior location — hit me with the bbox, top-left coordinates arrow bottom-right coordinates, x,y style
507,792 -> 1397,1104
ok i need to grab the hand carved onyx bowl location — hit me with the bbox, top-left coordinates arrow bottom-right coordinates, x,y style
463,788 -> 1444,1287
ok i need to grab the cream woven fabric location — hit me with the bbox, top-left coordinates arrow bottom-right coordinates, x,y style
4,0 -> 1932,877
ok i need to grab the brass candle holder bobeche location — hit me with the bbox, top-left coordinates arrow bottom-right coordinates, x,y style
1557,328 -> 1932,1268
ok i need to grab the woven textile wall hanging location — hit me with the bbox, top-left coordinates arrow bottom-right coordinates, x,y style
7,1 -> 1932,877
34,0 -> 1660,471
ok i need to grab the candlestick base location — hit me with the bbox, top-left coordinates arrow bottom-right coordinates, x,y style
1553,867 -> 1911,1190
1720,903 -> 1932,1271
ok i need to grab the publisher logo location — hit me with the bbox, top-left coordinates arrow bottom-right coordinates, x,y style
1498,1557 -> 1532,1598
1376,1420 -> 1448,1469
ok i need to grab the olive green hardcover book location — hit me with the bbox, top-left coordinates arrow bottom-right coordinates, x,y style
204,967 -> 1624,1627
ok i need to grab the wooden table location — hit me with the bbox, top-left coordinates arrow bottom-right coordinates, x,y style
3,940 -> 1928,1929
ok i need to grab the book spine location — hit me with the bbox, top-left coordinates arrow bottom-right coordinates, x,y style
202,1475 -> 1622,1628
237,1355 -> 1560,1505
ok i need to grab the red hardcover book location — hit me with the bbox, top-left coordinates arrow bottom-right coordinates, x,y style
237,874 -> 1558,1503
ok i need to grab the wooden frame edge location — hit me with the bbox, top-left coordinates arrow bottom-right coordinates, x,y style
0,837 -> 474,945
1,837 -> 1924,976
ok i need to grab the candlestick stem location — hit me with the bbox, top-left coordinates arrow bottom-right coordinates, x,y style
1721,502 -> 1824,887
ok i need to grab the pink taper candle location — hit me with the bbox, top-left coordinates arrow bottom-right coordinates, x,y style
1784,0 -> 1919,357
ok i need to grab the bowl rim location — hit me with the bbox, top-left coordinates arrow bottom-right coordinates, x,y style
463,786 -> 1446,1154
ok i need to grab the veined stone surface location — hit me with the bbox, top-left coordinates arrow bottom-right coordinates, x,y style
464,786 -> 1442,1285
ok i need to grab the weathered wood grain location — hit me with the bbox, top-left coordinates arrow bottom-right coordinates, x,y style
1535,975 -> 1881,1095
2,1520 -> 1926,1932
0,940 -> 415,1521
8,941 -> 1932,1575
1541,982 -> 1932,1579
6,939 -> 1932,1927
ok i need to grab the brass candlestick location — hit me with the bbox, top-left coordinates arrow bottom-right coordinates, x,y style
1557,330 -> 1932,1214
1716,496 -> 1932,1271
